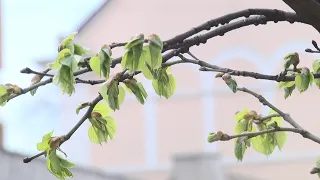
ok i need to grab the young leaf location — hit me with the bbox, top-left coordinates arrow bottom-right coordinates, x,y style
152,69 -> 176,99
274,131 -> 287,150
284,85 -> 295,99
234,108 -> 249,121
53,65 -> 75,96
144,34 -> 163,69
124,34 -> 145,49
88,116 -> 117,144
88,125 -> 106,144
140,62 -> 156,80
37,130 -> 54,152
46,150 -> 74,179
235,119 -> 248,135
123,79 -> 148,104
99,45 -> 112,78
283,52 -> 299,69
251,133 -> 275,156
105,116 -> 117,140
207,131 -> 224,143
0,85 -> 13,106
313,59 -> 320,72
99,84 -> 126,107
225,78 -> 237,93
295,68 -> 311,93
58,32 -> 77,53
92,103 -> 112,117
74,43 -> 88,56
234,140 -> 246,161
107,80 -> 120,111
122,34 -> 145,74
89,56 -> 101,76
76,102 -> 90,115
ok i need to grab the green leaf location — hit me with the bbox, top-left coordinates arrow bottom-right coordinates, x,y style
122,47 -> 143,74
124,36 -> 144,50
234,141 -> 246,161
53,65 -> 75,96
313,59 -> 320,72
74,43 -> 88,56
0,85 -> 10,106
107,80 -> 120,111
152,71 -> 176,99
147,34 -> 163,49
284,85 -> 295,99
274,131 -> 287,150
57,155 -> 75,168
295,74 -> 302,88
76,102 -> 90,115
225,78 -> 237,93
266,110 -> 282,125
99,82 -> 125,110
0,85 -> 7,96
234,108 -> 249,121
88,115 -> 117,144
144,44 -> 162,69
235,119 -> 248,134
58,32 -> 77,53
105,116 -> 117,140
278,81 -> 295,88
92,103 -> 112,117
46,150 -> 74,179
122,36 -> 144,74
124,79 -> 148,104
50,49 -> 72,70
316,157 -> 320,168
283,52 -> 299,69
37,130 -> 54,151
88,125 -> 106,144
315,79 -> 320,89
118,85 -> 125,105
309,72 -> 315,86
89,56 -> 101,77
140,62 -> 157,80
251,132 -> 275,156
99,47 -> 112,79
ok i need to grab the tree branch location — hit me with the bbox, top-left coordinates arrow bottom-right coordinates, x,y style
8,68 -> 91,102
162,14 -> 308,62
163,9 -> 306,49
220,127 -> 304,141
23,95 -> 103,163
75,78 -> 105,85
20,67 -> 53,77
237,87 -> 320,144
168,55 -> 320,82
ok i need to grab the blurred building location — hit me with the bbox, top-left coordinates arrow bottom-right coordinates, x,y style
8,0 -> 320,180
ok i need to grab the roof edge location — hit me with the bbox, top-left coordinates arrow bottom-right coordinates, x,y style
77,0 -> 112,33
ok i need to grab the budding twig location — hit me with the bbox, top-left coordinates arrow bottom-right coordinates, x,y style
237,87 -> 320,144
220,127 -> 305,141
23,95 -> 103,163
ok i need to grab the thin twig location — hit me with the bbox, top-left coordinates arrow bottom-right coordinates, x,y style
237,87 -> 320,144
20,68 -> 53,77
75,78 -> 105,85
23,95 -> 103,163
8,68 -> 90,102
162,14 -> 308,62
220,127 -> 304,141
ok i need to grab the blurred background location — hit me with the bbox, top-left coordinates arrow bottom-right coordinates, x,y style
1,0 -> 320,180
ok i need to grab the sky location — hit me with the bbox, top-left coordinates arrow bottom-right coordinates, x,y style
0,0 -> 104,156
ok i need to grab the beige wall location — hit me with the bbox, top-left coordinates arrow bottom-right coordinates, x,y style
74,0 -> 320,179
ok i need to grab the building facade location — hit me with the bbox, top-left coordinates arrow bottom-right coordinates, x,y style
53,0 -> 320,180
